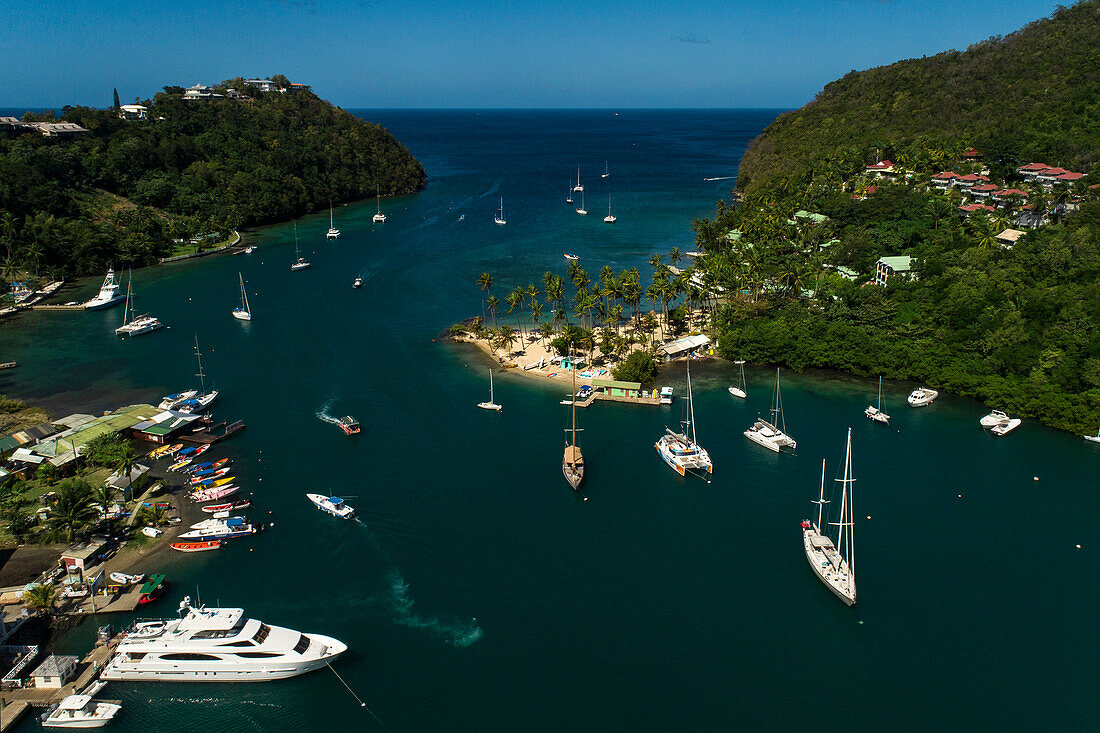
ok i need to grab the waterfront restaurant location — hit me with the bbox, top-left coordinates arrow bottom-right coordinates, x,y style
659,334 -> 712,361
591,378 -> 643,398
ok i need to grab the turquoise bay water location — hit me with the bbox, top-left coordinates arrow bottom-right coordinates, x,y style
2,110 -> 1099,731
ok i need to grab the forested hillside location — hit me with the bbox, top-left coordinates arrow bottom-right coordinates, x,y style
737,1 -> 1100,195
0,78 -> 425,277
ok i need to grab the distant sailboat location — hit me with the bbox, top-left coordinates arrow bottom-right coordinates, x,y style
373,188 -> 386,223
478,369 -> 502,411
494,197 -> 507,225
232,272 -> 251,321
601,161 -> 609,178
603,195 -> 616,223
744,368 -> 796,452
115,270 -> 164,336
801,429 -> 857,606
326,204 -> 340,239
865,376 -> 889,423
566,182 -> 573,205
727,359 -> 747,398
290,224 -> 311,271
573,166 -> 583,192
575,191 -> 587,216
655,359 -> 712,480
563,349 -> 585,495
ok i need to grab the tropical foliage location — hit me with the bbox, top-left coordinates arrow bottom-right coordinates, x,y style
0,78 -> 426,278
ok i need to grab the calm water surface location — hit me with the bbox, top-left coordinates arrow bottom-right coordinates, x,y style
2,110 -> 1099,731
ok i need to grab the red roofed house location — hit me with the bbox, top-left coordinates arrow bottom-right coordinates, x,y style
930,171 -> 959,190
963,148 -> 983,159
1056,171 -> 1085,183
958,203 -> 995,217
865,160 -> 895,178
992,188 -> 1028,206
1017,163 -> 1050,180
969,183 -> 1000,200
954,173 -> 990,188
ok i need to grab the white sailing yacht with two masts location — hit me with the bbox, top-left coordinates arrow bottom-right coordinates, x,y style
801,429 -> 857,606
115,270 -> 164,336
478,368 -> 502,411
655,360 -> 712,480
745,368 -> 796,452
865,376 -> 889,424
232,272 -> 251,321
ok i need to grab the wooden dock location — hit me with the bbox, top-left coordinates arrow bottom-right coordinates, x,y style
30,304 -> 84,311
0,639 -> 119,731
64,586 -> 144,616
180,420 -> 245,444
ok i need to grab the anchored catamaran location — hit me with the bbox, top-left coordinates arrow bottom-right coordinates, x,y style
744,368 -> 796,452
801,429 -> 857,606
865,376 -> 889,424
655,359 -> 712,479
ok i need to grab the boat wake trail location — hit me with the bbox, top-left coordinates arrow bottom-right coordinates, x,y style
703,176 -> 735,182
316,399 -> 343,426
383,569 -> 483,648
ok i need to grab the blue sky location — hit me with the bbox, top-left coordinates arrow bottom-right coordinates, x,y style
0,0 -> 1066,108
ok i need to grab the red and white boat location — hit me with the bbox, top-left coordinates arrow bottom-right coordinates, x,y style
170,540 -> 223,552
189,467 -> 231,485
202,500 -> 252,514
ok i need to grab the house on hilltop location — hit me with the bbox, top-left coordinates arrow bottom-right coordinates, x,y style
874,256 -> 914,286
865,160 -> 895,178
118,104 -> 147,120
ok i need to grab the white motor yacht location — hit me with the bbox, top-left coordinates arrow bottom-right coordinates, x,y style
41,694 -> 121,728
980,409 -> 1011,428
100,598 -> 347,682
83,269 -> 126,310
307,493 -> 356,519
907,387 -> 938,407
991,418 -> 1022,436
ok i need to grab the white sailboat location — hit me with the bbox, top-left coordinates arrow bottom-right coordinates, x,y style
232,272 -> 251,321
601,161 -> 610,179
573,166 -> 583,192
727,359 -> 747,398
114,270 -> 164,336
744,368 -> 796,452
603,195 -> 616,223
176,336 -> 218,414
1084,426 -> 1100,444
865,376 -> 890,424
478,368 -> 502,411
83,268 -> 126,310
566,182 -> 574,205
373,188 -> 386,223
290,224 -> 310,271
326,204 -> 340,239
576,191 -> 587,216
655,360 -> 712,479
494,198 -> 507,225
801,429 -> 857,606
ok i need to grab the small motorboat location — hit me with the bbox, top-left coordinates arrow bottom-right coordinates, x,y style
1085,426 -> 1100,444
907,387 -> 938,407
353,277 -> 363,288
148,442 -> 180,459
190,485 -> 239,503
338,416 -> 360,435
991,418 -> 1022,436
137,574 -> 167,604
170,540 -> 223,552
307,493 -> 356,519
109,572 -> 144,585
181,461 -> 213,474
167,457 -> 193,472
980,409 -> 1011,428
189,467 -> 231,484
141,527 -> 162,538
202,500 -> 251,514
177,517 -> 260,541
40,693 -> 121,728
564,253 -> 580,261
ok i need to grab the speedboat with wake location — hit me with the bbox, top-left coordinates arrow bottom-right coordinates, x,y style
306,494 -> 356,519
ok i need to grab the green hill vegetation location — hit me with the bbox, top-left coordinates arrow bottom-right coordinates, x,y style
736,1 -> 1100,196
682,1 -> 1100,434
0,76 -> 425,279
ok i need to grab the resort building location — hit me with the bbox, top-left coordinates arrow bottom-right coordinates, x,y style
182,84 -> 224,101
792,211 -> 829,226
969,183 -> 1000,200
30,655 -> 78,689
590,378 -> 643,399
1017,163 -> 1051,180
995,228 -> 1026,247
245,79 -> 280,92
958,203 -> 995,217
118,104 -> 147,120
930,171 -> 960,189
992,188 -> 1028,206
874,256 -> 914,286
954,173 -> 989,189
865,160 -> 895,178
130,409 -> 202,444
659,334 -> 712,360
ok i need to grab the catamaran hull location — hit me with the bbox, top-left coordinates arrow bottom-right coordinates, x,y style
744,430 -> 781,452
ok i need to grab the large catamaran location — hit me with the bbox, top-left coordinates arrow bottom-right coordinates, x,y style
801,429 -> 857,606
562,349 -> 585,494
655,359 -> 712,480
744,368 -> 796,452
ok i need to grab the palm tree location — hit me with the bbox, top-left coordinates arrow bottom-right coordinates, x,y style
668,246 -> 683,267
485,295 -> 500,329
47,479 -> 99,544
925,196 -> 954,230
494,325 -> 516,353
968,214 -> 999,250
114,442 -> 138,502
23,583 -> 57,614
139,503 -> 170,528
92,484 -> 116,523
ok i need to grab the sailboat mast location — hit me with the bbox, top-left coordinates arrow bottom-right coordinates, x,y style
489,369 -> 494,402
687,361 -> 697,445
844,428 -> 855,576
194,336 -> 207,394
816,459 -> 826,529
571,349 -> 577,445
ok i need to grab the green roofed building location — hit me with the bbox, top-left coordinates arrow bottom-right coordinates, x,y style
19,404 -> 159,467
794,211 -> 830,225
591,378 -> 642,398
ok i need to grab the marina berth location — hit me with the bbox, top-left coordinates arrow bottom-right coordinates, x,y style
100,598 -> 347,682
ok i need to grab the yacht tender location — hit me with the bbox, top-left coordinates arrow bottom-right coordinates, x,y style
41,693 -> 121,728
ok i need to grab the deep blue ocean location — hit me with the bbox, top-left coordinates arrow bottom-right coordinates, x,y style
2,110 -> 1099,731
